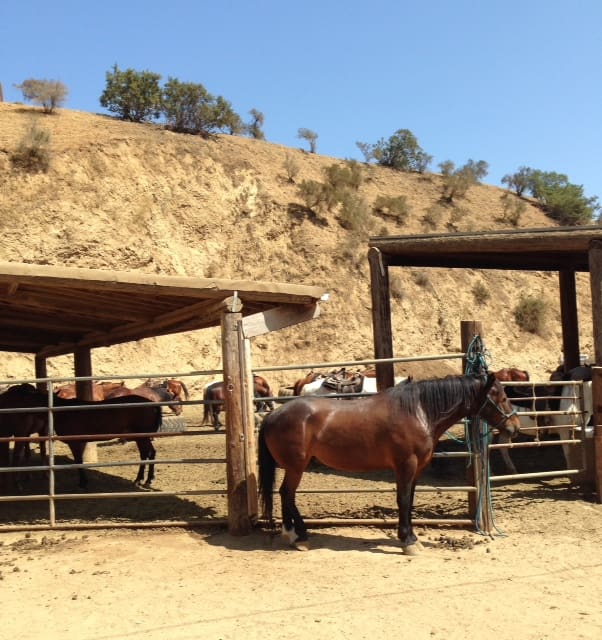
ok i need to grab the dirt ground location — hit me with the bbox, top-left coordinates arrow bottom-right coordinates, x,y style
1,407 -> 602,640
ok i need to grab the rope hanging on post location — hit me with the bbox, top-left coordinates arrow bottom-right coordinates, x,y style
463,334 -> 503,536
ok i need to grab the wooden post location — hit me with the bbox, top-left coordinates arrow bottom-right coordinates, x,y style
368,247 -> 395,390
34,355 -> 48,393
74,347 -> 97,464
460,320 -> 492,532
589,241 -> 602,501
221,296 -> 252,535
559,270 -> 580,371
239,333 -> 259,522
591,367 -> 602,500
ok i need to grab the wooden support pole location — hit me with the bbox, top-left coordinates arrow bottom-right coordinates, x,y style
460,320 -> 492,532
589,240 -> 602,366
239,333 -> 259,522
559,269 -> 580,371
34,355 -> 48,393
221,296 -> 252,535
368,247 -> 395,390
591,367 -> 602,501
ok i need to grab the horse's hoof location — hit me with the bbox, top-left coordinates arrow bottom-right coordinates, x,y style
293,540 -> 310,551
402,543 -> 421,556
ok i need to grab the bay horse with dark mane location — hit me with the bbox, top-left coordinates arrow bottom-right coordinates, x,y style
0,384 -> 162,490
203,374 -> 275,430
258,373 -> 520,554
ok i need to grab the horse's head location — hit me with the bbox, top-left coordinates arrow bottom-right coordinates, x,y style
476,374 -> 521,438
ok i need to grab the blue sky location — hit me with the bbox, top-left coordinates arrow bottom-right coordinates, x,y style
2,0 -> 601,201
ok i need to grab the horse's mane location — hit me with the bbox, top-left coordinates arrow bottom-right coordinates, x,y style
389,375 -> 484,423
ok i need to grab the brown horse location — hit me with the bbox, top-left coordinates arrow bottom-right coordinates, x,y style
0,384 -> 162,490
292,371 -> 324,396
492,368 -> 529,383
203,374 -> 275,430
105,379 -> 189,415
258,373 -> 520,554
55,380 -> 126,401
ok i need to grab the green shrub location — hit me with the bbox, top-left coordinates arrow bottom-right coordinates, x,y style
500,192 -> 526,226
472,282 -> 490,305
10,120 -> 51,172
514,294 -> 547,334
283,153 -> 300,183
373,195 -> 409,223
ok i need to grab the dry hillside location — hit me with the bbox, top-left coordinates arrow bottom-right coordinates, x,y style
0,103 -> 594,393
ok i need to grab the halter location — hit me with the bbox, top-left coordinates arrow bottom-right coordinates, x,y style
476,392 -> 517,429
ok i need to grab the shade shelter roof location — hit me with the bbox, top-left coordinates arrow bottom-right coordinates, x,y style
0,262 -> 328,358
368,225 -> 602,272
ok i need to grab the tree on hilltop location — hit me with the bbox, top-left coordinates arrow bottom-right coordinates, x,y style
100,64 -> 162,123
14,78 -> 68,114
356,129 -> 432,173
298,128 -> 318,153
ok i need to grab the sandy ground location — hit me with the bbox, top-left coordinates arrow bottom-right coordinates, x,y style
1,417 -> 602,640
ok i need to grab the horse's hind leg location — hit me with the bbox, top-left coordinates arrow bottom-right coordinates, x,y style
143,441 -> 157,488
279,469 -> 308,547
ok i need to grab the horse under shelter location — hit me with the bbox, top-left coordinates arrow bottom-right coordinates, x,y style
367,225 -> 602,500
0,262 -> 328,533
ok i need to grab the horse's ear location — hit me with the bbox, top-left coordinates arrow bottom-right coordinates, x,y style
485,372 -> 496,391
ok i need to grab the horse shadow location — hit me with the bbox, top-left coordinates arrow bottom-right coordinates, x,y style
1,450 -> 219,525
199,525 -> 408,555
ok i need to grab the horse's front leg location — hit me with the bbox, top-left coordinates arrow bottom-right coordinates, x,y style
395,463 -> 420,554
69,443 -> 88,490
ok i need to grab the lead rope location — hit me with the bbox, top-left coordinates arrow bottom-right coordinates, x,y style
464,335 -> 504,536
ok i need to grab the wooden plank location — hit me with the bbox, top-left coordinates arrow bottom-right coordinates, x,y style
241,303 -> 320,338
591,367 -> 602,501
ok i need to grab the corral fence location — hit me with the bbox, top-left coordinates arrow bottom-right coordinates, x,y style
0,345 -> 593,535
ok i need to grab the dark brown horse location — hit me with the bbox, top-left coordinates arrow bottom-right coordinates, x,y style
258,373 -> 520,554
0,385 -> 162,490
203,374 -> 275,430
0,384 -> 48,491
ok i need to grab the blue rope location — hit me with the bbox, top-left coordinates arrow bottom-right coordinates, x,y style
463,334 -> 504,536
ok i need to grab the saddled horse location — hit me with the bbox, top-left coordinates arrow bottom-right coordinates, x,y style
203,374 -> 275,430
292,371 -> 325,396
258,373 -> 520,554
299,368 -> 364,397
493,366 -> 594,474
0,384 -> 162,490
547,365 -> 593,473
105,379 -> 189,416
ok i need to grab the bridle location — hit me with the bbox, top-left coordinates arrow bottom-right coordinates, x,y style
475,387 -> 517,429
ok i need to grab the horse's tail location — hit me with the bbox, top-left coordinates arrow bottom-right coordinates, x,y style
179,380 -> 190,400
202,385 -> 211,425
257,423 -> 276,525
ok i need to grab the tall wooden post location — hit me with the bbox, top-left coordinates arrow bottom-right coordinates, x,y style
34,355 -> 48,393
239,333 -> 259,522
590,370 -> 602,500
588,241 -> 602,501
368,247 -> 395,390
460,320 -> 492,532
559,269 -> 580,371
221,296 -> 252,535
